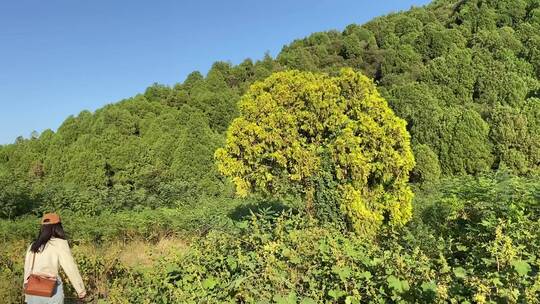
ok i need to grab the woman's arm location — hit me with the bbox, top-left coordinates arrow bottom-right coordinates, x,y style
57,240 -> 86,297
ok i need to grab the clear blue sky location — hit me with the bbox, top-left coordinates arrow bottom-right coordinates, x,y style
0,0 -> 430,145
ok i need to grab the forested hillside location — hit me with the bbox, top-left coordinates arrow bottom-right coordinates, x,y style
278,0 -> 540,176
1,0 -> 540,218
1,0 -> 540,302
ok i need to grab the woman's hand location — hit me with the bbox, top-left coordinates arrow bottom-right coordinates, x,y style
78,290 -> 87,299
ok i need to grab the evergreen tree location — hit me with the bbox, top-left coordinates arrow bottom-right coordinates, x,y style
216,69 -> 415,233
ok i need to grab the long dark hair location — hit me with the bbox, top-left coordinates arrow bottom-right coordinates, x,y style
30,223 -> 66,253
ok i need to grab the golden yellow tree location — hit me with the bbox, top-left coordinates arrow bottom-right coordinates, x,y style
215,69 -> 415,233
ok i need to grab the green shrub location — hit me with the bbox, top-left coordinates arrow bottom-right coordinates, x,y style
1,175 -> 539,303
411,144 -> 441,186
216,69 -> 415,234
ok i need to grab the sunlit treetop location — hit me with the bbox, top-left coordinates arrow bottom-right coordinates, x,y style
216,69 -> 415,233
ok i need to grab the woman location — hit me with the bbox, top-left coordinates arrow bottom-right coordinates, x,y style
23,213 -> 86,304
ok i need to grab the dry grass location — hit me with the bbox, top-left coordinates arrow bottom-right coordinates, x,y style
67,236 -> 190,299
117,237 -> 189,268
0,236 -> 191,302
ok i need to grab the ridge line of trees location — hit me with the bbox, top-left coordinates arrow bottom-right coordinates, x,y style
1,0 -> 540,218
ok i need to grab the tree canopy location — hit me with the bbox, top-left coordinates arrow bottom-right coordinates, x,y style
277,0 -> 540,176
2,0 -> 540,218
216,69 -> 415,233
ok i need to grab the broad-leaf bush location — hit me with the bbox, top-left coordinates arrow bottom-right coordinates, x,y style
3,175 -> 538,303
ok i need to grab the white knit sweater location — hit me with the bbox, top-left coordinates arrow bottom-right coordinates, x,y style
23,238 -> 86,295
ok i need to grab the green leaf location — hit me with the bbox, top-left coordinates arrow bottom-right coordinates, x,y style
328,289 -> 347,300
511,260 -> 531,276
226,256 -> 237,270
300,298 -> 317,304
456,244 -> 468,252
387,275 -> 400,290
401,280 -> 410,292
236,221 -> 249,229
332,265 -> 352,280
387,275 -> 409,293
345,296 -> 360,304
202,277 -> 218,289
453,267 -> 467,279
481,258 -> 495,266
421,281 -> 437,294
360,271 -> 372,280
274,292 -> 297,304
491,277 -> 502,286
232,276 -> 246,288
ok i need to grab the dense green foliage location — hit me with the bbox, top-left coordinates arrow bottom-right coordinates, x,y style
216,69 -> 415,233
0,60 -> 277,218
156,175 -> 540,303
2,0 -> 540,218
276,0 -> 540,175
2,175 -> 539,303
0,98 -> 226,217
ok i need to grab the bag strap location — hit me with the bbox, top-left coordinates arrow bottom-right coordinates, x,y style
30,252 -> 36,274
